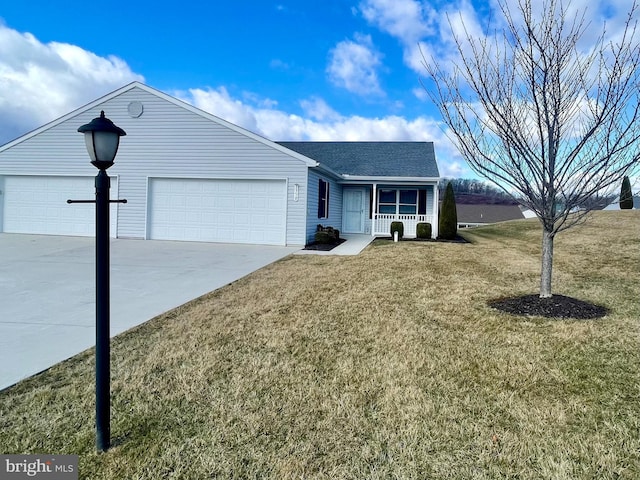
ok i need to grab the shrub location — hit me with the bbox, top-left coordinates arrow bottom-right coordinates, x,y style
620,176 -> 633,209
416,222 -> 432,239
390,221 -> 404,239
314,225 -> 340,243
314,231 -> 336,244
439,181 -> 458,240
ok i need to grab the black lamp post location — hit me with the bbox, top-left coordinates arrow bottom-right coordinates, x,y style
74,111 -> 126,452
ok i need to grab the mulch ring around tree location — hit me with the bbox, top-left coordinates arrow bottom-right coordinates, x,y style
488,294 -> 609,319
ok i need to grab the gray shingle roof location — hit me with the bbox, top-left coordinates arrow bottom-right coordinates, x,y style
455,204 -> 525,224
277,141 -> 440,178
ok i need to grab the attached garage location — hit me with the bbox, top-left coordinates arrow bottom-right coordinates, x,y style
0,83 -> 314,246
147,178 -> 287,245
1,175 -> 118,237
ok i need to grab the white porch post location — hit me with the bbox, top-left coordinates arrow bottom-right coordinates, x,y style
372,182 -> 377,236
432,183 -> 439,239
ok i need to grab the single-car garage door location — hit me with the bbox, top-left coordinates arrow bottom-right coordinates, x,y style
147,178 -> 287,245
2,175 -> 118,236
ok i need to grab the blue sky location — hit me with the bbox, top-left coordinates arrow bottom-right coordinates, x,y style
0,0 -> 636,179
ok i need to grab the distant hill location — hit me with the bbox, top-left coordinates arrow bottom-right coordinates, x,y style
438,178 -> 618,208
454,193 -> 519,205
439,178 -> 518,205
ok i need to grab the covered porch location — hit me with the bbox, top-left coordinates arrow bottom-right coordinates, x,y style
342,182 -> 440,239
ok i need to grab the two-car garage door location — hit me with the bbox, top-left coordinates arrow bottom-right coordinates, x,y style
147,178 -> 286,245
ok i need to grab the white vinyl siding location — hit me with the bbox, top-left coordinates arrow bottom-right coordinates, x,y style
147,178 -> 286,245
1,175 -> 118,236
0,85 -> 309,245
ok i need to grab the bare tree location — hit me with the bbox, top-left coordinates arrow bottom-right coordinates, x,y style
424,0 -> 640,298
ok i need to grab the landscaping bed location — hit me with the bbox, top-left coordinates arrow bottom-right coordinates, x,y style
303,238 -> 346,251
489,293 -> 609,319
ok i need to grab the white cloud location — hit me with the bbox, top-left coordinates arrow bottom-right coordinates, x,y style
269,58 -> 291,70
299,96 -> 342,121
359,0 -> 434,43
327,33 -> 384,96
358,0 -> 438,75
412,87 -> 429,101
360,0 -> 640,79
406,41 -> 432,74
178,86 -> 260,133
0,23 -> 143,145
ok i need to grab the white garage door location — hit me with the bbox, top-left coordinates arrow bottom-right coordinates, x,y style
148,178 -> 287,245
2,175 -> 118,237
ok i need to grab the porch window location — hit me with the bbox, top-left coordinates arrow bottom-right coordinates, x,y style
318,179 -> 329,218
399,190 -> 417,214
377,189 -> 419,215
378,189 -> 396,214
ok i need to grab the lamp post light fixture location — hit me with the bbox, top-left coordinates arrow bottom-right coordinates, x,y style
71,111 -> 126,452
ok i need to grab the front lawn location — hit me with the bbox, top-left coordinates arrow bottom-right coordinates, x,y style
1,211 -> 638,479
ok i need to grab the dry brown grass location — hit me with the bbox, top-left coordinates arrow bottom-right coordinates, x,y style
0,211 -> 638,479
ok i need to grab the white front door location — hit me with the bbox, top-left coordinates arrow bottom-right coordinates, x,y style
343,189 -> 365,233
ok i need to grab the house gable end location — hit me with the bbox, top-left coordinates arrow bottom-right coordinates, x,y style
1,82 -> 316,168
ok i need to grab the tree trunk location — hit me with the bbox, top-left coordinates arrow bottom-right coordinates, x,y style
540,229 -> 555,298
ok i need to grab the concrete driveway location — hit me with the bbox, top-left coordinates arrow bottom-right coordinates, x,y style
0,234 -> 298,390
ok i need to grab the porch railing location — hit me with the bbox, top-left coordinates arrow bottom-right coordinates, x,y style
373,214 -> 434,237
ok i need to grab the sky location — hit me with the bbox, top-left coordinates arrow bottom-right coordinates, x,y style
0,0 -> 637,180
